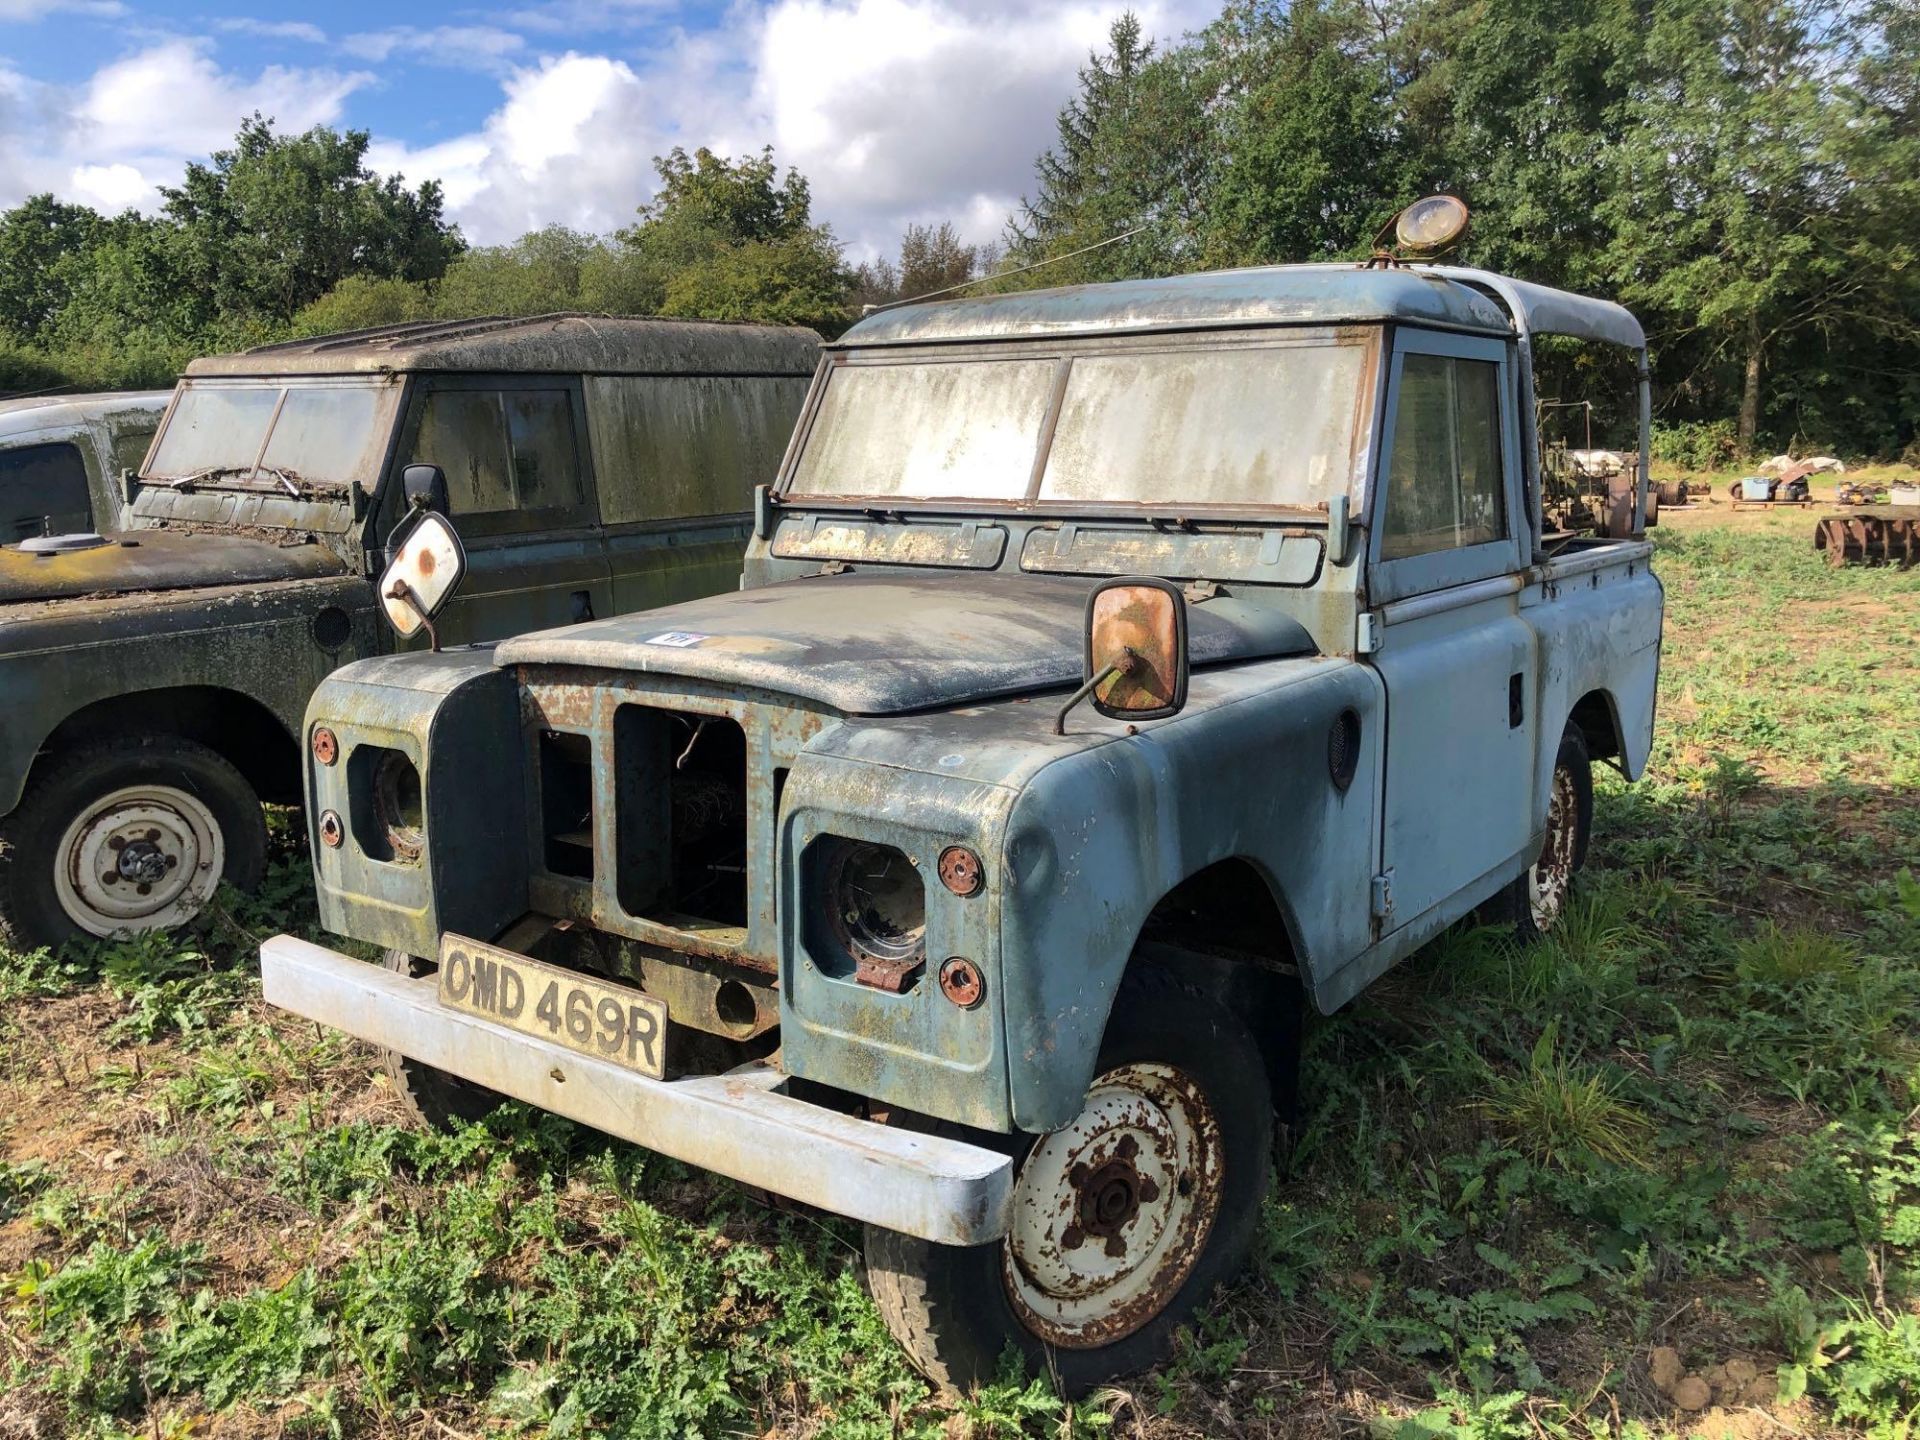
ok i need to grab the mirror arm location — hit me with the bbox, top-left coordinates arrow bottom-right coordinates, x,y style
386,578 -> 442,653
1053,648 -> 1140,736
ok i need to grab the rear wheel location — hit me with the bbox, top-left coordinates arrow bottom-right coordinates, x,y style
1486,724 -> 1593,942
864,966 -> 1273,1395
0,736 -> 266,950
381,949 -> 504,1129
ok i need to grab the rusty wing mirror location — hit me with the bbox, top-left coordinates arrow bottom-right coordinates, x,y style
1055,577 -> 1190,735
379,510 -> 466,651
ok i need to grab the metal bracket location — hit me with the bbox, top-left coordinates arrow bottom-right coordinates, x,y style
1356,612 -> 1384,654
1370,870 -> 1394,921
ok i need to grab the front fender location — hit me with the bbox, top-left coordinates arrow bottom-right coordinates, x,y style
997,656 -> 1383,1132
0,576 -> 379,813
306,649 -> 527,958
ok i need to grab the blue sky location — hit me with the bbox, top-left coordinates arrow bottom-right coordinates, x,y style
0,0 -> 1209,258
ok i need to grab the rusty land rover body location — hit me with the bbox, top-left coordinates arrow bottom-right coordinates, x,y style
262,250 -> 1665,1391
0,316 -> 816,950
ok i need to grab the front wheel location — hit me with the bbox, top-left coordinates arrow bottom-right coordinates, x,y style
0,736 -> 267,950
864,967 -> 1274,1395
380,949 -> 505,1129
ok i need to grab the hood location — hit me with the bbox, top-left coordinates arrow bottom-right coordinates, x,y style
0,529 -> 346,605
494,571 -> 1317,714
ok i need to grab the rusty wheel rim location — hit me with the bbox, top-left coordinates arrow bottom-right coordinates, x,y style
1000,1062 -> 1223,1349
1529,763 -> 1579,932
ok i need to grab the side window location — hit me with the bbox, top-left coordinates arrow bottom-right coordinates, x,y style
400,384 -> 590,530
109,422 -> 158,476
1380,354 -> 1506,561
591,375 -> 808,525
504,390 -> 583,511
0,441 -> 92,538
411,390 -> 515,516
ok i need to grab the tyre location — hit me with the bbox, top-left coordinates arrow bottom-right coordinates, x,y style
0,736 -> 267,950
1486,723 -> 1593,942
380,948 -> 505,1129
865,965 -> 1274,1396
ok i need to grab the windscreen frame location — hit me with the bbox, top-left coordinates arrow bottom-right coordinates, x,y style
776,324 -> 1384,524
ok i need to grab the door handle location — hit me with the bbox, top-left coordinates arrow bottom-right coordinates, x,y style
570,590 -> 595,623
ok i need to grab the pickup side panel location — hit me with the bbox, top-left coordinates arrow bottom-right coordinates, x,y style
995,657 -> 1381,1133
1523,546 -> 1664,806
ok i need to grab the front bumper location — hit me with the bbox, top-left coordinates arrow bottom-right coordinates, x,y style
260,935 -> 1013,1245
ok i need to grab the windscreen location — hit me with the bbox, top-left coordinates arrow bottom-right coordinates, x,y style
786,338 -> 1368,509
146,381 -> 399,489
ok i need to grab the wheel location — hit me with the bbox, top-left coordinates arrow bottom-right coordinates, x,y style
380,949 -> 504,1129
864,966 -> 1274,1396
0,736 -> 267,950
1486,724 -> 1593,942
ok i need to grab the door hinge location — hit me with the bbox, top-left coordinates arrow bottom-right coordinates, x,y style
1356,612 -> 1384,654
1370,870 -> 1394,921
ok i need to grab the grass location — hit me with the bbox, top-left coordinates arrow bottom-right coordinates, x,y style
1,500 -> 1917,1437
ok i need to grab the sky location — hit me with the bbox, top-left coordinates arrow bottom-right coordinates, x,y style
0,0 -> 1212,261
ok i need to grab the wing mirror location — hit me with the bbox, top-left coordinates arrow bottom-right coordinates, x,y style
379,510 -> 466,651
1054,577 -> 1190,735
402,462 -> 450,515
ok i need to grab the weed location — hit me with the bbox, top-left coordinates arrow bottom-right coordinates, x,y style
1735,923 -> 1862,985
1477,1022 -> 1654,1172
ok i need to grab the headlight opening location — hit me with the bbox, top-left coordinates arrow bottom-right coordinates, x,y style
817,837 -> 927,984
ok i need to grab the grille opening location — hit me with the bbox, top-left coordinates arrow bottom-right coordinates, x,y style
615,707 -> 749,929
539,730 -> 595,879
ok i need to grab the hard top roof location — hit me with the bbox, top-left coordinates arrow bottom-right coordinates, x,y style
0,390 -> 172,438
188,312 -> 823,379
838,263 -> 1644,351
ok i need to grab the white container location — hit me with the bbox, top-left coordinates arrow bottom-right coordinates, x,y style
1890,482 -> 1920,507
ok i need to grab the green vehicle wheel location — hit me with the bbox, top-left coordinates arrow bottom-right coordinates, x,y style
0,735 -> 266,950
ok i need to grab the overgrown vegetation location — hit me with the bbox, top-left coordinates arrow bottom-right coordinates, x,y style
0,509 -> 1914,1436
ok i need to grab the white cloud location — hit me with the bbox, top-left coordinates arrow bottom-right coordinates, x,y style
0,0 -> 1218,263
367,0 -> 1211,256
215,17 -> 328,44
0,0 -> 124,19
0,39 -> 372,213
367,49 -> 709,241
340,25 -> 526,72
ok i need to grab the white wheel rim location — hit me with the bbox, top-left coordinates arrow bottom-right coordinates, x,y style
1001,1061 -> 1223,1349
53,784 -> 225,937
1529,764 -> 1579,932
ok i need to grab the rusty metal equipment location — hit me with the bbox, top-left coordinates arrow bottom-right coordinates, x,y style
1813,507 -> 1919,568
1541,440 -> 1646,537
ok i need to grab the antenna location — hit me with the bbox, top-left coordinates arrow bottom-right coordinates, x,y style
863,222 -> 1155,315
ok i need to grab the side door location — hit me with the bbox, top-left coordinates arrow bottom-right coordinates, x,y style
588,373 -> 811,614
387,375 -> 613,648
0,436 -> 94,539
1365,330 -> 1538,934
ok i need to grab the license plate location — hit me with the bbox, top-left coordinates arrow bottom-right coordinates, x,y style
436,934 -> 668,1079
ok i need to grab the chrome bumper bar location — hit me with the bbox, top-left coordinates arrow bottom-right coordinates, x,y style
260,935 -> 1013,1245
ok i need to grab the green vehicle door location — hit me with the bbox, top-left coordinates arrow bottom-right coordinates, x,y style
386,374 -> 614,645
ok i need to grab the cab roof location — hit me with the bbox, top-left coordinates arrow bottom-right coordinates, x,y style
839,263 -> 1644,352
187,313 -> 822,379
0,391 -> 171,439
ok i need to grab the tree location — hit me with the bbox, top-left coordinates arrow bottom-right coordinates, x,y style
1201,0 -> 1413,267
0,195 -> 107,343
619,146 -> 849,332
160,114 -> 463,325
1603,0 -> 1915,450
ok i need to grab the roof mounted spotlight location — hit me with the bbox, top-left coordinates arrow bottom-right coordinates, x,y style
1365,195 -> 1470,268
